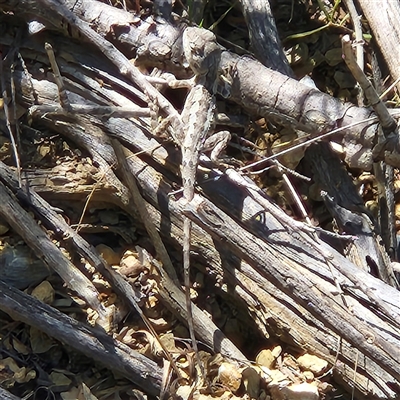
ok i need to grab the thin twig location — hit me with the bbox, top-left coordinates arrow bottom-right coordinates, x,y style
239,114 -> 388,172
39,0 -> 183,137
45,42 -> 71,111
342,0 -> 364,105
342,35 -> 397,134
91,140 -> 182,380
0,53 -> 22,187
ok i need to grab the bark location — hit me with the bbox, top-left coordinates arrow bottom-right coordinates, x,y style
0,181 -> 108,321
0,387 -> 21,400
0,282 -> 163,396
358,0 -> 400,93
4,121 -> 400,398
239,0 -> 294,76
305,143 -> 397,287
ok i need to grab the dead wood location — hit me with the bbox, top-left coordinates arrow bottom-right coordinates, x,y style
0,181 -> 108,321
0,387 -> 21,400
0,281 -> 163,396
0,4 -> 399,400
304,143 -> 398,286
357,0 -> 400,93
5,113 -> 400,398
7,123 -> 400,398
238,0 -> 294,77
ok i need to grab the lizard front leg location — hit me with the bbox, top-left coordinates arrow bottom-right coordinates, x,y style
203,130 -> 232,162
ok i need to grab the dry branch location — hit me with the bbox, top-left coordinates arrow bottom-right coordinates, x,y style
357,0 -> 400,93
238,0 -> 294,76
0,181 -> 108,321
0,387 -> 21,400
0,281 -> 163,395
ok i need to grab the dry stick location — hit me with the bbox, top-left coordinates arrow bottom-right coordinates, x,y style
342,0 -> 364,106
278,166 -> 313,227
239,0 -> 293,77
231,140 -> 314,225
45,41 -> 116,236
0,160 -> 180,387
184,193 -> 400,382
342,35 -> 397,133
380,76 -> 400,100
111,140 -> 179,285
39,0 -> 183,137
29,104 -> 151,118
0,52 -> 21,187
42,39 -> 210,381
0,281 -> 162,396
238,114 -> 396,173
45,42 -> 71,110
342,34 -> 398,262
10,59 -> 22,184
225,169 -> 399,323
76,163 -> 117,231
43,42 -> 151,118
41,43 -> 181,379
112,140 -> 182,379
342,0 -> 364,69
202,155 -> 351,241
0,386 -> 21,400
112,151 -> 245,362
0,180 -> 107,320
225,168 -> 349,302
43,40 -> 153,246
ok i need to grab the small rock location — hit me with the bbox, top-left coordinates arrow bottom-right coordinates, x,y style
50,371 -> 72,387
395,203 -> 400,220
31,281 -> 55,304
119,250 -> 145,277
302,370 -> 314,382
175,383 -> 192,400
268,369 -> 290,386
96,244 -> 120,265
0,245 -> 50,289
218,362 -> 242,392
271,345 -> 282,359
297,354 -> 328,376
256,349 -> 276,369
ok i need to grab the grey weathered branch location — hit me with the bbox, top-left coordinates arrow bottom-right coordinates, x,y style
0,181 -> 108,322
239,0 -> 294,76
12,122 -> 400,398
0,281 -> 163,396
0,387 -> 21,400
357,0 -> 400,93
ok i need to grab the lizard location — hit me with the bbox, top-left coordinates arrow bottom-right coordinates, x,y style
179,26 -> 230,380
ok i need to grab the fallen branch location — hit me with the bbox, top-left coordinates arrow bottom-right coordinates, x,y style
0,282 -> 163,396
